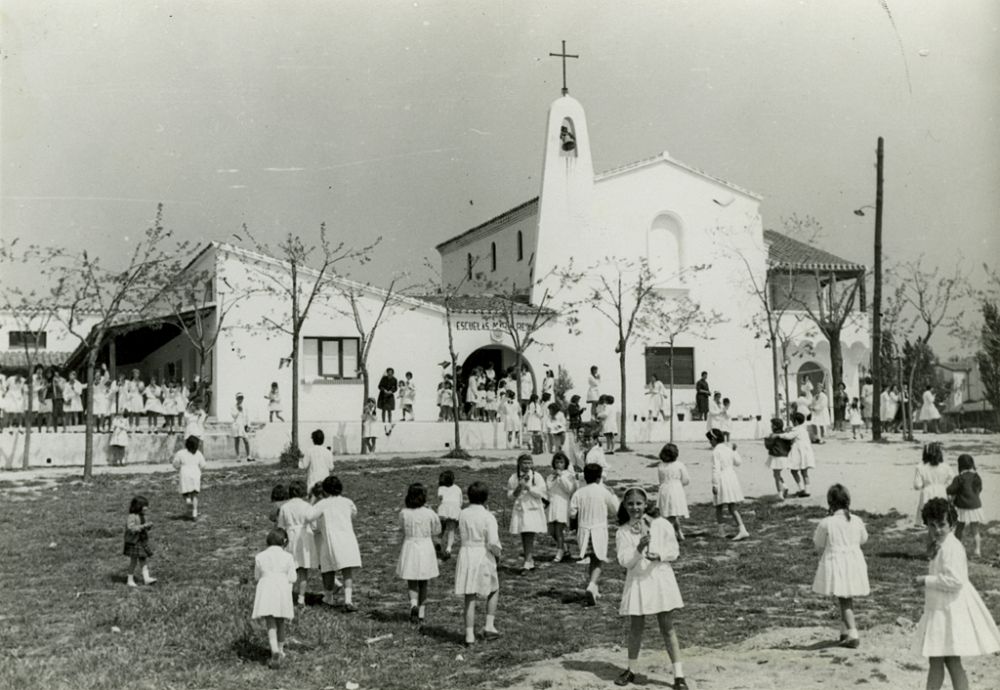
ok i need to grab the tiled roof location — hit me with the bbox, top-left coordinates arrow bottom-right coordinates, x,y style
0,350 -> 74,370
764,230 -> 865,272
413,294 -> 553,316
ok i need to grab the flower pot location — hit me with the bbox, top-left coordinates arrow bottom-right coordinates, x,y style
677,413 -> 685,422
755,415 -> 762,421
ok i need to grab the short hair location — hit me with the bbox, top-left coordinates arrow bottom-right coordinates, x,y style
604,395 -> 615,404
467,481 -> 489,505
570,395 -> 581,403
310,482 -> 325,499
551,451 -> 569,470
322,475 -> 343,497
529,393 -> 538,403
128,495 -> 149,514
826,484 -> 852,520
288,479 -> 308,499
266,527 -> 289,547
701,371 -> 708,377
921,497 -> 957,527
770,418 -> 784,433
405,371 -> 412,377
957,454 -> 976,472
405,482 -> 427,509
922,442 -> 944,466
583,463 -> 603,484
311,429 -> 325,445
659,443 -> 679,463
590,365 -> 598,374
387,367 -> 395,374
184,435 -> 200,453
438,469 -> 455,487
270,484 -> 289,502
706,428 -> 725,445
547,402 -> 561,415
791,412 -> 806,425
722,397 -> 730,406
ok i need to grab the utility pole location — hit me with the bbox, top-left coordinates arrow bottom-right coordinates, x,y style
871,137 -> 884,441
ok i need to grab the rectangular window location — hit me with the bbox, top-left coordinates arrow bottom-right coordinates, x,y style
644,346 -> 695,386
8,331 -> 47,349
303,337 -> 361,379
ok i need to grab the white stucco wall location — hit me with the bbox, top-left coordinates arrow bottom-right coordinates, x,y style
438,202 -> 538,294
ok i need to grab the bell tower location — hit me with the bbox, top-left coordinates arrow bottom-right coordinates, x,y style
531,42 -> 595,305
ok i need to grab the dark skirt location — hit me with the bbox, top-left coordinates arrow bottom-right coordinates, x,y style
377,392 -> 395,411
123,533 -> 152,559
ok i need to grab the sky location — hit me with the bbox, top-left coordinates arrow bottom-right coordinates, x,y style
1,1 -> 998,352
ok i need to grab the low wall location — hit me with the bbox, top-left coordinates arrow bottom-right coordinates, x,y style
0,418 -> 766,469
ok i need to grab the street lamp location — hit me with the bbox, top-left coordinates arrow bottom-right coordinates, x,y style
853,205 -> 875,217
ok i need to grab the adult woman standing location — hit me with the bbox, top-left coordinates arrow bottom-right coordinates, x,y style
694,372 -> 710,421
833,383 -> 849,432
377,367 -> 398,424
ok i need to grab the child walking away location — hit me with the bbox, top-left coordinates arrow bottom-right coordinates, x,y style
277,480 -> 318,606
546,452 -> 576,562
614,487 -> 686,689
848,399 -> 863,439
914,442 -> 955,527
763,418 -> 792,499
947,454 -> 984,558
123,496 -> 157,587
454,481 -> 502,647
361,398 -> 377,455
300,429 -> 335,492
267,382 -> 284,422
269,484 -> 289,523
777,412 -> 816,497
656,443 -> 690,541
507,454 -> 548,571
252,528 -> 298,669
309,475 -> 362,612
569,463 -> 621,605
602,395 -> 619,453
914,498 -> 1000,690
812,484 -> 870,648
109,414 -> 129,466
172,435 -> 207,520
436,470 -> 463,560
396,483 -> 441,625
231,393 -> 252,461
707,429 -> 749,541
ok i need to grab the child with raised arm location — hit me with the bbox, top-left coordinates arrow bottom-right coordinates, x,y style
507,453 -> 548,571
396,483 -> 441,624
454,481 -> 502,647
614,486 -> 686,689
812,484 -> 869,648
914,498 -> 1000,690
569,463 -> 621,605
252,527 -> 298,669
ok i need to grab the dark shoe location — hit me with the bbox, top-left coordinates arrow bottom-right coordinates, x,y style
482,630 -> 501,641
585,589 -> 597,607
441,551 -> 451,561
673,678 -> 689,690
840,637 -> 860,649
410,605 -> 419,623
343,603 -> 359,613
462,639 -> 475,648
615,670 -> 635,686
838,633 -> 848,643
267,653 -> 281,669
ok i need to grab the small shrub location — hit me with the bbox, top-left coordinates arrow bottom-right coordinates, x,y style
278,443 -> 303,468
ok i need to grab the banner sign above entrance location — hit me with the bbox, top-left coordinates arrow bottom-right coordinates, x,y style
454,319 -> 532,333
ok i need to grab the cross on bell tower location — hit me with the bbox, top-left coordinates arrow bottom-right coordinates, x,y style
548,40 -> 579,96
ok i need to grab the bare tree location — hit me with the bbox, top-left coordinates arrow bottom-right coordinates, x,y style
0,240 -> 69,468
242,223 -> 378,453
55,205 -> 190,478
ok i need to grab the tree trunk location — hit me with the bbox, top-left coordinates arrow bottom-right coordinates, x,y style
21,374 -> 34,469
828,329 -> 845,400
360,367 -> 370,454
668,345 -> 676,443
618,343 -> 629,451
770,333 -> 780,420
291,333 -> 300,452
82,352 -> 97,479
444,304 -> 466,456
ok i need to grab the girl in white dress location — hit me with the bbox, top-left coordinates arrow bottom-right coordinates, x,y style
144,377 -> 163,430
3,375 -> 24,428
396,483 -> 442,624
656,443 -> 690,541
436,470 -> 463,559
277,479 -> 317,606
507,453 -> 548,571
614,487 -> 687,689
601,395 -> 619,453
172,435 -> 207,520
92,366 -> 111,431
109,414 -> 129,466
546,451 -> 576,562
500,391 -> 521,449
812,484 -> 870,648
777,411 -> 816,497
913,443 -> 954,526
708,429 -> 749,541
124,370 -> 144,428
63,371 -> 84,427
918,385 -> 942,433
267,381 -> 284,422
159,381 -> 177,432
454,481 -> 502,647
848,399 -> 863,439
252,528 -> 298,670
914,498 -> 1000,690
586,365 -> 601,419
309,475 -> 362,611
545,402 -> 567,453
524,394 -> 544,447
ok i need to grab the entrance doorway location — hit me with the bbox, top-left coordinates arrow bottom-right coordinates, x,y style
459,346 -> 534,409
797,361 -> 826,398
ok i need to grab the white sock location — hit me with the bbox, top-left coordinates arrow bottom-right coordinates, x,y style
465,626 -> 475,643
673,661 -> 684,677
343,585 -> 352,605
485,614 -> 497,632
409,596 -> 418,608
418,604 -> 425,618
847,628 -> 859,639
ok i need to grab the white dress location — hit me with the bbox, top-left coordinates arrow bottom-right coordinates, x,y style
711,444 -> 744,505
812,511 -> 870,597
507,471 -> 548,534
172,449 -> 206,494
437,485 -> 463,522
454,504 -> 501,597
231,405 -> 249,438
501,399 -> 521,433
657,461 -> 690,518
92,378 -> 111,417
110,418 -> 129,447
913,463 -> 955,522
546,470 -> 576,524
143,384 -> 163,414
779,424 -> 816,471
706,399 -> 724,432
278,497 -> 317,570
64,380 -> 84,413
914,533 -> 1000,657
309,496 -> 362,573
299,445 -> 335,491
524,402 -> 543,433
251,545 -> 297,620
396,507 -> 441,581
586,374 -> 601,404
617,518 -> 684,616
569,483 -> 620,561
603,403 -> 619,436
810,392 -> 830,427
918,390 -> 941,422
124,379 -> 144,413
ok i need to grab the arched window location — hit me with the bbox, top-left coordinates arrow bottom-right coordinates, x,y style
467,253 -> 473,280
516,231 -> 523,261
648,213 -> 683,278
490,242 -> 497,272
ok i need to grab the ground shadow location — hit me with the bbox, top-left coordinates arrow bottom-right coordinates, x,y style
417,624 -> 465,645
534,587 -> 588,605
231,633 -> 270,664
561,659 -> 673,687
367,608 -> 413,624
301,592 -> 327,607
876,551 -> 926,561
168,513 -> 193,522
779,639 -> 843,651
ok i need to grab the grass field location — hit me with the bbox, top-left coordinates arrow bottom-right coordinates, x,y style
1,458 -> 997,690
